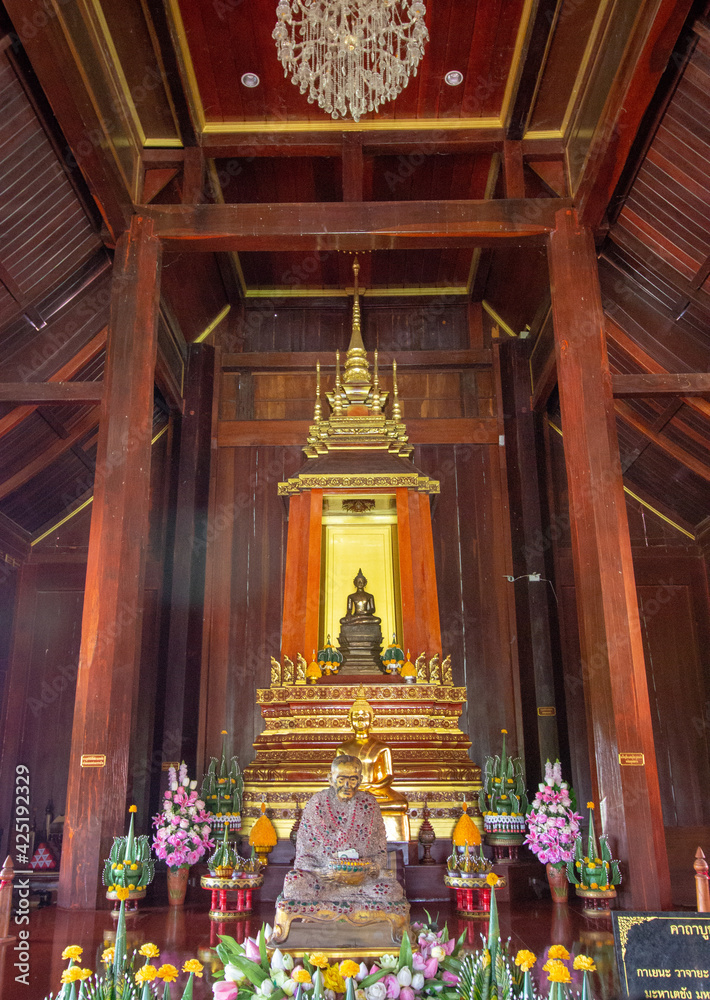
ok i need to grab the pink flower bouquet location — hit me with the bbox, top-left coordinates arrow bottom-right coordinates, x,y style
152,762 -> 214,871
524,759 -> 581,867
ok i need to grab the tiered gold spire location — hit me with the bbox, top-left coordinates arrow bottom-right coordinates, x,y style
300,258 -> 417,460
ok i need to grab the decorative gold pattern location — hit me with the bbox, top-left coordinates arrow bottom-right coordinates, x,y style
616,915 -> 659,964
279,474 -> 439,495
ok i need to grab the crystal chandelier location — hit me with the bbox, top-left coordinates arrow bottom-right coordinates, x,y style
273,1 -> 429,123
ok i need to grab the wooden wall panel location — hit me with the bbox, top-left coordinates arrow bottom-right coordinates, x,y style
201,446 -> 302,773
415,444 -> 519,761
226,299 -> 470,355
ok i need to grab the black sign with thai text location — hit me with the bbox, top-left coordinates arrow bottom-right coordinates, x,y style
613,913 -> 710,1000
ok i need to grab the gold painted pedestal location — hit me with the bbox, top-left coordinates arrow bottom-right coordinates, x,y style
242,681 -> 481,843
271,895 -> 410,953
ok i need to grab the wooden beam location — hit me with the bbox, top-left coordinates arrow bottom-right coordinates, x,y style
506,0 -> 562,140
612,373 -> 710,397
0,383 -> 103,405
619,399 -> 683,473
575,0 -> 696,230
141,199 -> 572,252
58,216 -> 161,909
342,134 -> 364,202
548,207 -> 671,910
615,400 -> 710,483
200,128 -> 508,159
216,417 -> 499,448
503,141 -> 525,199
0,328 -> 107,440
222,349 -> 492,372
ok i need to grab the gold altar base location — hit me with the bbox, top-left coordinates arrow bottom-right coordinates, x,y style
242,682 -> 481,842
271,896 -> 410,951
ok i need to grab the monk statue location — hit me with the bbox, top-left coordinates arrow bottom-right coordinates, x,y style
338,570 -> 384,674
336,694 -> 410,841
273,755 -> 409,946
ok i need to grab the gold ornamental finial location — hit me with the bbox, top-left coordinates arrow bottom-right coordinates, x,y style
392,359 -> 402,421
313,360 -> 322,422
343,257 -> 371,391
372,349 -> 382,413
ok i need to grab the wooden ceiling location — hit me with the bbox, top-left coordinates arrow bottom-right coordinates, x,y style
0,0 -> 708,546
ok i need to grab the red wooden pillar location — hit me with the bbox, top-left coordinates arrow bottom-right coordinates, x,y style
58,216 -> 161,909
548,208 -> 671,910
281,489 -> 322,660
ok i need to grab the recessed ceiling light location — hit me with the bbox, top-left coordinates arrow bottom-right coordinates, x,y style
241,73 -> 260,88
445,70 -> 463,86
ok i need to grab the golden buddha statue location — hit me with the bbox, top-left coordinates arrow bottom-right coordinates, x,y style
335,694 -> 410,841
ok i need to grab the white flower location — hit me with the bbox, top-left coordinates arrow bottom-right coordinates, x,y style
379,955 -> 398,970
257,981 -> 274,996
282,980 -> 296,996
282,954 -> 294,971
325,990 -> 336,1000
190,780 -> 197,789
264,923 -> 273,941
357,963 -> 369,982
397,968 -> 412,987
356,991 -> 367,1000
412,974 -> 425,991
430,947 -> 446,961
225,964 -> 246,983
170,781 -> 178,791
272,971 -> 288,988
365,984 -> 387,1000
271,950 -> 286,972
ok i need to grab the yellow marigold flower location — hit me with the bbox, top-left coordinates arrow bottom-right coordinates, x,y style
340,960 -> 361,979
309,953 -> 329,970
62,946 -> 83,961
324,964 -> 346,994
128,884 -> 136,891
486,872 -> 499,887
61,968 -> 83,984
140,943 -> 160,959
548,945 -> 570,961
136,965 -> 159,984
76,969 -> 93,981
501,729 -> 507,734
591,882 -> 599,889
131,863 -> 138,870
547,965 -> 571,984
101,948 -> 115,965
157,965 -> 179,983
587,802 -> 594,810
115,886 -> 130,901
129,805 -> 137,813
293,969 -> 313,984
183,959 -> 204,977
515,950 -> 537,972
573,956 -> 597,972
543,960 -> 564,974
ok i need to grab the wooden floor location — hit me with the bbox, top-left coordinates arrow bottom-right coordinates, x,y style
0,897 -> 622,1000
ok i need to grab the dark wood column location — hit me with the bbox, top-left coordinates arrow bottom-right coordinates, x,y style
58,216 -> 161,909
498,339 -> 561,788
548,208 -> 671,910
159,344 -> 215,775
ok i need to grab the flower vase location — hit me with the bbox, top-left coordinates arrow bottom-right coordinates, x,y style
167,865 -> 189,906
546,863 -> 569,903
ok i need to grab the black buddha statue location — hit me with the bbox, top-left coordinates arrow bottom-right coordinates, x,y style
338,570 -> 384,674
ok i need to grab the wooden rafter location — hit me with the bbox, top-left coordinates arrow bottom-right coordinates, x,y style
605,316 -> 710,420
0,328 -> 107,440
0,384 -> 103,404
612,373 -> 710,397
614,400 -> 710,484
0,410 -> 100,501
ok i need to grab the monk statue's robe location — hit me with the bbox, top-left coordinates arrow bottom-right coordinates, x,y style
282,785 -> 403,903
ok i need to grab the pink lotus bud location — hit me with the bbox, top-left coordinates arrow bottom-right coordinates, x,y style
441,972 -> 458,986
384,975 -> 400,999
422,959 -> 438,980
